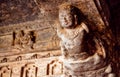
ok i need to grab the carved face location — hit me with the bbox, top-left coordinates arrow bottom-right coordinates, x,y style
59,10 -> 75,28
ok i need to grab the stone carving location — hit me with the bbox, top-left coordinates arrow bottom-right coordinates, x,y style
47,59 -> 63,75
13,30 -> 36,51
31,54 -> 38,59
16,56 -> 22,61
57,3 -> 92,61
0,66 -> 11,77
57,3 -> 115,77
1,58 -> 8,63
22,64 -> 37,77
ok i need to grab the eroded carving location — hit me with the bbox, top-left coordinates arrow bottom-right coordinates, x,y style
22,64 -> 37,77
16,56 -> 22,61
57,3 -> 93,61
0,66 -> 11,77
57,3 -> 115,77
1,58 -> 8,63
13,30 -> 36,51
47,59 -> 63,75
31,54 -> 38,59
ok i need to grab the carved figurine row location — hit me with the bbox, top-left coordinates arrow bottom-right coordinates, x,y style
0,51 -> 60,63
0,60 -> 63,77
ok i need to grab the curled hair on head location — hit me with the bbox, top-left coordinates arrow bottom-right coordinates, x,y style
59,3 -> 87,25
58,2 -> 75,15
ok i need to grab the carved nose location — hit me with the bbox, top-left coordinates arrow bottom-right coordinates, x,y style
64,18 -> 67,22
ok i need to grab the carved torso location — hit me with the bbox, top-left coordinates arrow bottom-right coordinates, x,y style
57,23 -> 90,60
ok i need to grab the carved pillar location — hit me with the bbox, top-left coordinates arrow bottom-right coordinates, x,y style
0,66 -> 11,77
47,59 -> 63,75
22,64 -> 37,77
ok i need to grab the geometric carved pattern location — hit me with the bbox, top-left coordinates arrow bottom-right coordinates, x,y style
0,66 -> 11,77
47,59 -> 63,75
22,64 -> 37,77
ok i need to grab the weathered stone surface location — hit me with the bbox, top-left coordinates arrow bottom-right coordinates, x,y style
0,0 -> 109,54
0,0 -> 67,26
0,0 -> 119,77
57,1 -> 117,77
0,50 -> 62,77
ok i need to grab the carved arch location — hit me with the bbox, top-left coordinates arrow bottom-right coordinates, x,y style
47,59 -> 63,75
0,66 -> 12,77
22,64 -> 37,77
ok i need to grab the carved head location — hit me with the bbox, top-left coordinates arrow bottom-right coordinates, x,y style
15,30 -> 24,38
58,3 -> 78,28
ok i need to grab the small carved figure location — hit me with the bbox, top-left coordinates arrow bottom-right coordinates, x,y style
16,56 -> 22,61
1,58 -> 8,63
0,66 -> 11,77
13,30 -> 24,50
26,68 -> 35,77
21,31 -> 34,49
13,30 -> 35,51
22,64 -> 37,77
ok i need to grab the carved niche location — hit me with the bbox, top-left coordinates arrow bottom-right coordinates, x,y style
13,30 -> 36,51
0,66 -> 12,77
22,64 -> 37,77
1,58 -> 8,63
47,59 -> 63,75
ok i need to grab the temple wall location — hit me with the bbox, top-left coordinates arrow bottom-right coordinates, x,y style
0,0 -> 119,77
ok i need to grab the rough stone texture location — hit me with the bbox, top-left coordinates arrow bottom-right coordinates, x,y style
57,1 -> 116,77
0,50 -> 62,77
105,0 -> 120,76
0,0 -> 68,26
0,0 -> 119,77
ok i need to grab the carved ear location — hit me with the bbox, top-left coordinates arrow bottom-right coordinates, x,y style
81,22 -> 89,33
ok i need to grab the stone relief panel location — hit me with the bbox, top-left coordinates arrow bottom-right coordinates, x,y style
0,66 -> 11,77
47,59 -> 63,75
0,53 -> 62,77
0,22 -> 60,54
0,50 -> 61,63
22,64 -> 37,77
13,30 -> 36,51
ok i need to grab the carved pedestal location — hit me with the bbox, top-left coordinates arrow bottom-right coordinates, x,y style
62,53 -> 115,77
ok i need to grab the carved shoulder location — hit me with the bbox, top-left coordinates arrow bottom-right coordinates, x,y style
81,22 -> 89,33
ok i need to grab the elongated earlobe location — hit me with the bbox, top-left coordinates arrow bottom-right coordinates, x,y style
74,15 -> 78,25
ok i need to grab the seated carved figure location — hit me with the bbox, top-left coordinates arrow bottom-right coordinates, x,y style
57,3 -> 98,61
13,30 -> 35,51
57,3 -> 115,77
